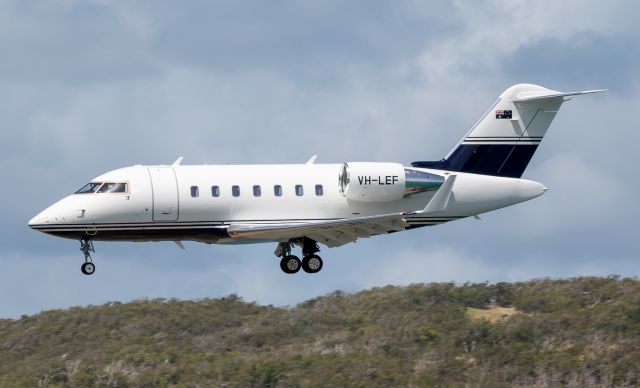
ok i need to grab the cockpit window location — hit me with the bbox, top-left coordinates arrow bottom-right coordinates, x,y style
97,182 -> 128,193
75,182 -> 103,194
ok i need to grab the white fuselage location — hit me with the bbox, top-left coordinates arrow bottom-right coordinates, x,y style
28,163 -> 546,244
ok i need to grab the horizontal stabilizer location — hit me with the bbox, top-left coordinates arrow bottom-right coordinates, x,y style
514,89 -> 607,102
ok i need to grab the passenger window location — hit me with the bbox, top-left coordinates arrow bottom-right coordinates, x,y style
232,185 -> 240,197
97,183 -> 127,193
315,184 -> 323,196
295,185 -> 304,196
211,186 -> 220,197
253,185 -> 261,197
190,186 -> 199,198
274,185 -> 282,197
75,182 -> 103,194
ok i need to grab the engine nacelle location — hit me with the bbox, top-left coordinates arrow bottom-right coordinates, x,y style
339,162 -> 444,202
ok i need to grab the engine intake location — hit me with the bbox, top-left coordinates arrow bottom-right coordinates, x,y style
339,162 -> 444,202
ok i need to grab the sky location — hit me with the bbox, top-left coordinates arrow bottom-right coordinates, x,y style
1,0 -> 639,318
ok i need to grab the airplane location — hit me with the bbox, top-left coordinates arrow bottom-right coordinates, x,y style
28,84 -> 604,275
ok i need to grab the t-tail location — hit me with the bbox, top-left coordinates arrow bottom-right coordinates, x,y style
412,84 -> 605,178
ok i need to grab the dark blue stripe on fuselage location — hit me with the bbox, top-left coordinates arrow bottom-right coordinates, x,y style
412,144 -> 539,178
34,227 -> 231,242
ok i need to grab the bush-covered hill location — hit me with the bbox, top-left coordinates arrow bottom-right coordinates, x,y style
2,277 -> 640,387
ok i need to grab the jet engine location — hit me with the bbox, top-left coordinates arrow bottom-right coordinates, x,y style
339,162 -> 444,202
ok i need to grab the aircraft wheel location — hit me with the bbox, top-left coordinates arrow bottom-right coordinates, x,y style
280,255 -> 301,274
302,255 -> 323,273
81,262 -> 95,275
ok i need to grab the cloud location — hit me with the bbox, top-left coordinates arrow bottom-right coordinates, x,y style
353,245 -> 497,286
1,0 -> 639,318
507,152 -> 623,238
417,0 -> 639,84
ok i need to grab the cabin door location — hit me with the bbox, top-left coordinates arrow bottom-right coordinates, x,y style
148,167 -> 179,221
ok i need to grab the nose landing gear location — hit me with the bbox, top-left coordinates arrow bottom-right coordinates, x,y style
80,239 -> 96,275
275,238 -> 324,274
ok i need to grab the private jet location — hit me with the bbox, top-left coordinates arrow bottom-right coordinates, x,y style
28,84 -> 604,275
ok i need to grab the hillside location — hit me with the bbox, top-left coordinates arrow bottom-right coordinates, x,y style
2,277 -> 640,387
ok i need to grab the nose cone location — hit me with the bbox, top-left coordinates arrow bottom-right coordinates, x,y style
29,194 -> 83,230
28,207 -> 53,230
29,197 -> 74,230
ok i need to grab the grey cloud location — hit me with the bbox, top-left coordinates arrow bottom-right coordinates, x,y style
0,1 -> 160,84
502,33 -> 640,94
1,0 -> 639,318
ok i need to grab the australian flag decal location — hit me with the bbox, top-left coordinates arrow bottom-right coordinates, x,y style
496,110 -> 512,119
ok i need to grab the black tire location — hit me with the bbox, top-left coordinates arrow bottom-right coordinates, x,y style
280,255 -> 301,274
302,255 -> 323,273
81,262 -> 95,275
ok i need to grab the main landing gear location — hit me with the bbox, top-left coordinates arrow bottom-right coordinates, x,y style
276,237 -> 324,275
80,239 -> 96,275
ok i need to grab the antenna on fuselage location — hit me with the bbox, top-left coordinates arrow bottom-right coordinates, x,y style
172,156 -> 184,166
306,155 -> 318,165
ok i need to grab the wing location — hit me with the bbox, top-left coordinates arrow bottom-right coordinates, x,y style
227,212 -> 415,247
227,175 -> 457,248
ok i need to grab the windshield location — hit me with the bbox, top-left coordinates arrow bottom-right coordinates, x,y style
97,182 -> 127,193
74,182 -> 128,194
75,182 -> 103,194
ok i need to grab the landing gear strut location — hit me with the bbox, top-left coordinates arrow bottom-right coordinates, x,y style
80,239 -> 96,275
275,238 -> 324,274
301,237 -> 322,273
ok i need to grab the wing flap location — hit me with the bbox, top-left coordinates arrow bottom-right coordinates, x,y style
227,211 -> 414,247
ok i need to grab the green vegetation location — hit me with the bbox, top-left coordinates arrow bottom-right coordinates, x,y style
2,277 -> 640,387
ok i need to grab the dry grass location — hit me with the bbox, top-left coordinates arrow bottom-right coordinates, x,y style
466,304 -> 519,323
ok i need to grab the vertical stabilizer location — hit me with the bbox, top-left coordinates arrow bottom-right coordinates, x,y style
412,84 -> 604,178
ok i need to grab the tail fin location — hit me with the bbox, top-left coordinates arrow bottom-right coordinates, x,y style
412,84 -> 605,178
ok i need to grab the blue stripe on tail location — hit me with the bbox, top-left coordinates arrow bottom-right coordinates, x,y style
412,144 -> 539,179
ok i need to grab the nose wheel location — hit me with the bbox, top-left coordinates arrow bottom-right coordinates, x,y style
81,262 -> 95,275
80,239 -> 96,275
